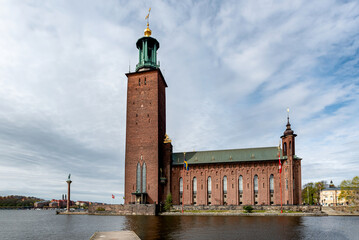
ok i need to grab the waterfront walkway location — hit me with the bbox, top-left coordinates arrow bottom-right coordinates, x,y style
90,231 -> 140,240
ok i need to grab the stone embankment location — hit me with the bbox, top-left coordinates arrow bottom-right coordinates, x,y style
161,211 -> 325,216
172,204 -> 322,213
164,205 -> 326,216
322,206 -> 359,216
88,204 -> 157,215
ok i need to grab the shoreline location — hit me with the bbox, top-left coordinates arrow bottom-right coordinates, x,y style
58,210 -> 359,216
160,211 -> 327,216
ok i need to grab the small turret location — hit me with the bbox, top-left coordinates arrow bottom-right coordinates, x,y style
135,8 -> 160,72
281,108 -> 297,156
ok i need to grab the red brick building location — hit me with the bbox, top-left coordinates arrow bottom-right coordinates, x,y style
124,25 -> 302,206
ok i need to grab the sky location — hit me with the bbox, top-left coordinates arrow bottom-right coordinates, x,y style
0,0 -> 358,204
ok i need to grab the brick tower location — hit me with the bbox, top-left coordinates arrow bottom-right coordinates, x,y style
281,111 -> 302,205
124,23 -> 168,204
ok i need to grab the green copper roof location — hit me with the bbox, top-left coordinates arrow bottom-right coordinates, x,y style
172,147 -> 286,165
136,36 -> 160,71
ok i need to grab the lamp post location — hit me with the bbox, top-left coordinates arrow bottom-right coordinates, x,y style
66,174 -> 72,212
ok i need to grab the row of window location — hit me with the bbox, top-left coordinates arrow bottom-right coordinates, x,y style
179,175 -> 276,193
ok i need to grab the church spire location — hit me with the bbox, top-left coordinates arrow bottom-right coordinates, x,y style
284,108 -> 294,136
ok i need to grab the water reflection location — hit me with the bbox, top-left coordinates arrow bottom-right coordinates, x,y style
124,215 -> 359,240
1,211 -> 358,240
124,216 -> 304,240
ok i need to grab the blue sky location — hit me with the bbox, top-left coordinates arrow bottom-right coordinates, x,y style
0,0 -> 358,203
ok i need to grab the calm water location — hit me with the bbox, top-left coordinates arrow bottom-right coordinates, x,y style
0,210 -> 359,240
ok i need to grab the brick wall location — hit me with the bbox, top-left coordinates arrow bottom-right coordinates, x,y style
171,160 -> 301,206
125,69 -> 167,204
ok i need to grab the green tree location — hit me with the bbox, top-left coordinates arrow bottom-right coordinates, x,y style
164,193 -> 173,212
243,205 -> 253,213
339,176 -> 359,205
302,182 -> 315,205
302,181 -> 326,205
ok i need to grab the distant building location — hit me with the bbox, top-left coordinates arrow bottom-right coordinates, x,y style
49,199 -> 74,208
320,181 -> 347,206
75,201 -> 89,207
34,201 -> 50,208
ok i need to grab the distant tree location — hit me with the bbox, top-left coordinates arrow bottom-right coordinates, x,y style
302,181 -> 326,205
339,176 -> 359,205
0,195 -> 43,208
164,193 -> 173,212
302,183 -> 315,205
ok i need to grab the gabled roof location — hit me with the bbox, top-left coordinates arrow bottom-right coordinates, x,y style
172,147 -> 299,165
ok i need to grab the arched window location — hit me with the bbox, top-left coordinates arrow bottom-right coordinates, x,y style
283,142 -> 287,156
254,175 -> 258,192
238,175 -> 243,205
179,177 -> 183,205
193,177 -> 197,194
223,176 -> 228,205
180,178 -> 183,193
142,162 -> 146,192
254,175 -> 258,205
207,177 -> 212,205
136,163 -> 141,192
193,177 -> 197,205
223,176 -> 227,193
207,177 -> 212,193
270,174 -> 274,205
239,176 -> 243,193
270,174 -> 274,192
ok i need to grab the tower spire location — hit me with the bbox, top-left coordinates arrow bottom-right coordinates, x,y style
135,8 -> 160,72
144,8 -> 152,37
283,108 -> 295,136
287,107 -> 290,125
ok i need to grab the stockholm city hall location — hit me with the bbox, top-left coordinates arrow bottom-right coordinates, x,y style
124,21 -> 302,207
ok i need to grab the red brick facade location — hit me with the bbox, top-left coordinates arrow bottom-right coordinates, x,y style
124,31 -> 302,206
171,158 -> 301,206
124,69 -> 167,204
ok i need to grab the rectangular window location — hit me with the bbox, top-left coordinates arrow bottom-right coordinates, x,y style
286,179 -> 288,190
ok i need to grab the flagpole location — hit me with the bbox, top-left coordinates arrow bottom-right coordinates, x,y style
182,167 -> 184,214
182,152 -> 186,214
280,170 -> 283,213
278,142 -> 283,214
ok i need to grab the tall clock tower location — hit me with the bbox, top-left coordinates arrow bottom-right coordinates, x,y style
124,23 -> 168,204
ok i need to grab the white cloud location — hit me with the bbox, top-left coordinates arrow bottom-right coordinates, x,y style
0,0 -> 358,203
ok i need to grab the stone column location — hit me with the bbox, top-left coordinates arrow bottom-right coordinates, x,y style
66,179 -> 72,212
